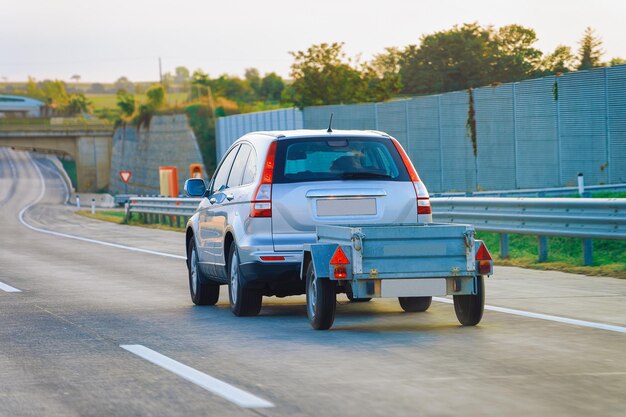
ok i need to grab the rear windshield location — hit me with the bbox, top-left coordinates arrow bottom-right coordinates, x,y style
273,137 -> 410,183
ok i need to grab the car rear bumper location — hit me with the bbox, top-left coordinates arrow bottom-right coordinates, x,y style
239,261 -> 304,295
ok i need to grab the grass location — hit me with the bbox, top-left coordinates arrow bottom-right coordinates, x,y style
87,92 -> 189,110
76,210 -> 185,233
477,232 -> 626,279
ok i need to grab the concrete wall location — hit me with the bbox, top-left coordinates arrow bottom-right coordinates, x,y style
109,114 -> 206,195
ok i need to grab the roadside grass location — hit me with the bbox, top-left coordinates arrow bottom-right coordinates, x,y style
76,210 -> 185,233
87,92 -> 189,110
477,232 -> 626,279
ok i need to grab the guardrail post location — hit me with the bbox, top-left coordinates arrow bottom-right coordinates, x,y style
499,234 -> 510,259
582,239 -> 593,266
176,216 -> 181,228
538,236 -> 548,262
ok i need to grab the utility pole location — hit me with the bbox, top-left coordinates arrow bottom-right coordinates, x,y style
158,57 -> 163,83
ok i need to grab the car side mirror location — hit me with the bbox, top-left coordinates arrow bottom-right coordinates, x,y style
184,178 -> 207,197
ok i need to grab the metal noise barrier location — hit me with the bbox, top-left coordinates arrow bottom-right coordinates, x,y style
431,197 -> 626,240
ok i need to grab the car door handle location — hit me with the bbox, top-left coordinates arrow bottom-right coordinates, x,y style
225,193 -> 234,201
209,197 -> 217,204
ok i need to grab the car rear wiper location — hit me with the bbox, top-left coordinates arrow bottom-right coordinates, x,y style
340,172 -> 393,179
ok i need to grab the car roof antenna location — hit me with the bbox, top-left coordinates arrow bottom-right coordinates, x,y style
327,113 -> 334,133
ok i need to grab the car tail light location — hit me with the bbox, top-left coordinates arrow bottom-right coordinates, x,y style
391,138 -> 432,218
260,256 -> 285,261
330,246 -> 350,279
250,141 -> 277,218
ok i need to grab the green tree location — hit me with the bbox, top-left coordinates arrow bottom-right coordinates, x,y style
400,23 -> 498,94
260,72 -> 285,102
62,93 -> 90,115
289,42 -> 367,108
145,83 -> 166,110
244,68 -> 262,98
114,76 -> 134,93
212,75 -> 255,102
494,24 -> 543,82
116,91 -> 136,119
542,45 -> 576,74
174,66 -> 191,83
609,57 -> 626,66
577,27 -> 603,70
191,69 -> 211,100
363,47 -> 403,101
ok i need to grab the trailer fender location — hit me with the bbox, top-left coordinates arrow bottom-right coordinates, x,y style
301,243 -> 349,281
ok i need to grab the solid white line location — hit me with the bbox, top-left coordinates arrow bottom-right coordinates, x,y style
0,281 -> 22,293
18,154 -> 185,260
433,297 -> 626,334
120,345 -> 274,409
20,151 -> 626,336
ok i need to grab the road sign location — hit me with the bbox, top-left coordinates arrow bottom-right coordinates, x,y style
119,171 -> 132,183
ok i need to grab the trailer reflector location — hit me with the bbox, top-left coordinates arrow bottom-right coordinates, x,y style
330,247 -> 350,265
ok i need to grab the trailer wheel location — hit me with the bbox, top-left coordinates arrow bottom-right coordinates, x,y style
306,262 -> 336,330
398,296 -> 432,312
453,276 -> 485,326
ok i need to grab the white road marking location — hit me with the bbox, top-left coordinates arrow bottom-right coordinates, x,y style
433,297 -> 626,334
18,154 -> 185,260
120,345 -> 274,409
0,281 -> 22,293
19,151 -> 626,335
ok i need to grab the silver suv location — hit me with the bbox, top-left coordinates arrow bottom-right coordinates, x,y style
184,129 -> 432,316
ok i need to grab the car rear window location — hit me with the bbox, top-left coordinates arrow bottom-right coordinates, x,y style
273,137 -> 410,183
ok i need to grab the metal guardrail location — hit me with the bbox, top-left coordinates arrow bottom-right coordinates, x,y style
127,196 -> 626,265
431,197 -> 626,240
127,196 -> 201,217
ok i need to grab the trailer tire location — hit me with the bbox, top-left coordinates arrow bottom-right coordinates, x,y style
453,276 -> 485,326
306,262 -> 336,330
228,244 -> 262,317
398,296 -> 432,312
187,239 -> 220,306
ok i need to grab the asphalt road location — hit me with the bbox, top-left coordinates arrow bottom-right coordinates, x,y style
1,147 -> 625,417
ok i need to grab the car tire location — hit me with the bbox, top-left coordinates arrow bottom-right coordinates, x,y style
453,276 -> 485,326
228,244 -> 262,317
346,284 -> 371,303
187,239 -> 220,306
306,262 -> 336,330
398,296 -> 432,312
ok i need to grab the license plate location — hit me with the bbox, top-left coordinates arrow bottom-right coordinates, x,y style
380,279 -> 447,297
316,198 -> 376,216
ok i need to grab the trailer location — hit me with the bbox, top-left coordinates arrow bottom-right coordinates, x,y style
301,223 -> 493,330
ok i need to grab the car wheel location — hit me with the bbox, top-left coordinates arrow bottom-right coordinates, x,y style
187,239 -> 220,306
306,262 -> 336,330
398,296 -> 432,312
346,284 -> 371,303
228,244 -> 262,317
453,276 -> 485,326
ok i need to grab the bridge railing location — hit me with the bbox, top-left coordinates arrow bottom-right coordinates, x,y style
127,196 -> 626,266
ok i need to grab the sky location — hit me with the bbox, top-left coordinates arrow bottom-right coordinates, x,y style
1,0 -> 625,83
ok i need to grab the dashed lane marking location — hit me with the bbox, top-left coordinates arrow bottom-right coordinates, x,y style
121,345 -> 274,409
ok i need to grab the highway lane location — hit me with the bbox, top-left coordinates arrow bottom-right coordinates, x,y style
1,147 -> 625,417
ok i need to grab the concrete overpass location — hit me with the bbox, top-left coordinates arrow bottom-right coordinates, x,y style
0,119 -> 114,192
